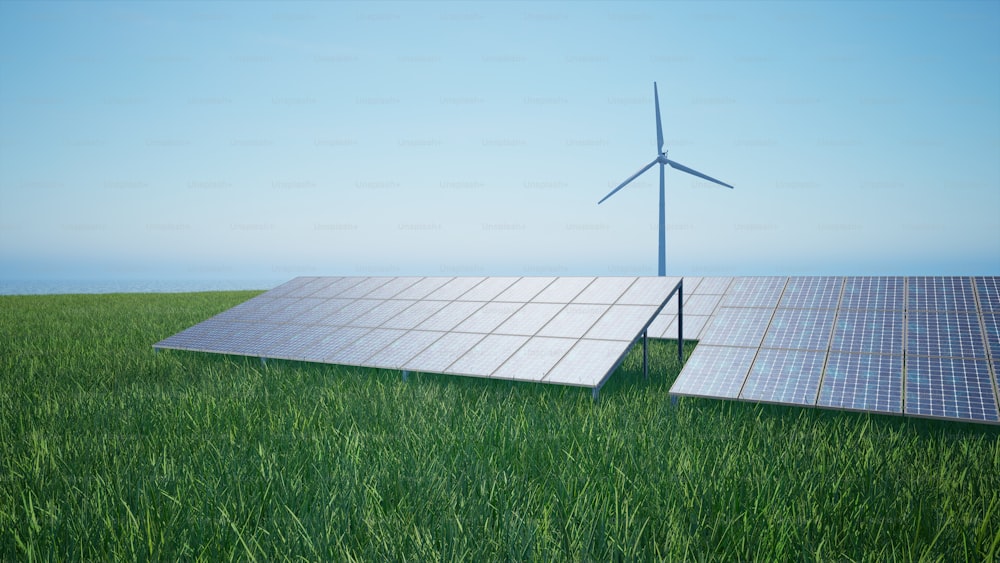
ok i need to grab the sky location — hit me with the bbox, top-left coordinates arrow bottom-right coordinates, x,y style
1,0 -> 998,286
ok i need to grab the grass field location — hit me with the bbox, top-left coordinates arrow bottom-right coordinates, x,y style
1,291 -> 998,560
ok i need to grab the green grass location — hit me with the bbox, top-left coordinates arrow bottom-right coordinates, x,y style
1,291 -> 998,560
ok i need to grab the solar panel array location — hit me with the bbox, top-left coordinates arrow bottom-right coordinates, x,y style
155,276 -> 682,392
669,276 -> 1000,425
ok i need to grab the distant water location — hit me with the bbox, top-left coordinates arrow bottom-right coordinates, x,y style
0,279 -> 282,296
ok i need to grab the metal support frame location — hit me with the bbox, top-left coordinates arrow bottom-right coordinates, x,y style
402,370 -> 410,382
260,357 -> 267,366
677,279 -> 684,361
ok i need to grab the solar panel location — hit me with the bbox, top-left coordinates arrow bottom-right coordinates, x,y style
379,300 -> 449,330
336,277 -> 394,299
453,302 -> 522,333
907,311 -> 987,359
536,304 -> 609,339
975,276 -> 1000,312
668,345 -> 755,399
661,293 -> 721,316
720,276 -> 787,308
448,334 -> 529,377
645,312 -> 675,339
532,277 -> 594,303
663,314 -> 711,340
363,277 -> 422,299
494,277 -> 555,302
670,276 -> 1000,425
493,337 -> 576,381
840,277 -> 904,310
544,339 -> 629,386
414,301 -> 485,331
424,277 -> 486,300
393,277 -> 453,300
982,313 -> 1000,358
457,277 -> 519,301
583,305 -> 659,341
367,330 -> 443,369
332,328 -> 407,365
762,308 -> 836,351
904,356 -> 999,422
494,302 -> 564,336
402,332 -> 486,373
818,352 -> 902,414
699,308 -> 774,347
908,276 -> 977,312
573,277 -> 635,304
618,276 -> 683,306
740,348 -> 825,405
155,276 -> 682,395
691,277 -> 732,295
830,309 -> 904,355
778,276 -> 843,309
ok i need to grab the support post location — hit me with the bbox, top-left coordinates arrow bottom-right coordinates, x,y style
677,279 -> 684,361
260,357 -> 267,366
402,370 -> 409,382
643,330 -> 649,380
592,387 -> 600,402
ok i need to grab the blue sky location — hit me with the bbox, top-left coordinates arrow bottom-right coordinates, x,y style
1,1 -> 997,284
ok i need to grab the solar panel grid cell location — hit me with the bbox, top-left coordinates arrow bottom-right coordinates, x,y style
740,348 -> 825,405
904,356 -> 999,422
908,277 -> 977,312
720,277 -> 786,308
778,276 -> 843,309
975,277 -> 1000,312
981,313 -> 1000,358
544,339 -> 628,386
692,277 -> 732,295
840,277 -> 904,310
573,277 -> 635,304
831,309 -> 904,355
762,308 -> 836,351
447,334 -> 530,377
818,352 -> 902,413
699,307 -> 774,347
907,311 -> 987,359
492,337 -> 577,381
668,345 -> 756,399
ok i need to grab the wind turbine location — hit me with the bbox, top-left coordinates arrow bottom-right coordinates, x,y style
599,82 -> 734,276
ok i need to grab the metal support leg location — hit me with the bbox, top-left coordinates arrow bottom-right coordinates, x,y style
592,387 -> 599,402
643,330 -> 649,380
402,370 -> 409,382
677,280 -> 684,361
260,357 -> 267,366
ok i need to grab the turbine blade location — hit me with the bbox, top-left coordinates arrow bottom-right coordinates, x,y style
654,82 -> 664,154
598,159 -> 659,204
666,159 -> 734,189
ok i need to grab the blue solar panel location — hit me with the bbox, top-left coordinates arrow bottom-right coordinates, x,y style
668,345 -> 755,399
720,276 -> 787,308
778,276 -> 843,309
976,277 -> 1000,312
908,276 -> 977,312
830,309 -> 904,355
904,356 -> 999,422
740,348 -> 825,405
818,352 -> 902,413
907,311 -> 987,359
762,308 -> 836,351
840,277 -> 904,310
699,308 -> 774,347
982,313 -> 999,358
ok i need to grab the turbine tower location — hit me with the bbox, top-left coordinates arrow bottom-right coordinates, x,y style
599,82 -> 734,276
